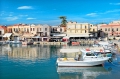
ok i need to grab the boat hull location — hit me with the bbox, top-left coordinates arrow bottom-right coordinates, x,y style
22,42 -> 33,45
57,58 -> 109,67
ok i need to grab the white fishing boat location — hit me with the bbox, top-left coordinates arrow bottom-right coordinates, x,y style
56,48 -> 111,67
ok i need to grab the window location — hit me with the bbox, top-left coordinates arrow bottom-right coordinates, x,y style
45,32 -> 47,36
27,28 -> 29,32
60,28 -> 62,32
55,28 -> 57,31
14,28 -> 15,31
33,28 -> 34,31
105,28 -> 107,31
93,29 -> 95,32
24,28 -> 26,31
45,28 -> 47,31
112,28 -> 114,31
40,28 -> 41,31
31,28 -> 32,31
10,28 -> 12,32
16,28 -> 17,31
16,28 -> 18,32
116,28 -> 118,31
108,28 -> 110,31
85,26 -> 86,29
0,31 -> 2,35
85,30 -> 86,33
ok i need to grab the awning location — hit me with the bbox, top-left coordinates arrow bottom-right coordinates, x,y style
3,33 -> 12,37
32,36 -> 41,38
68,34 -> 92,37
51,37 -> 62,38
53,34 -> 66,37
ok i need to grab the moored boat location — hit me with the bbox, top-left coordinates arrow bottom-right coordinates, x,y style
56,48 -> 111,67
22,39 -> 34,45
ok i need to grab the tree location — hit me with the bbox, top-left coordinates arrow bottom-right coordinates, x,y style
59,16 -> 67,27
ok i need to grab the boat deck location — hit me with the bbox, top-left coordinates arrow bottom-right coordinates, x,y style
58,58 -> 77,61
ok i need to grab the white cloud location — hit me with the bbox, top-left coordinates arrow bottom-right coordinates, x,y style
106,9 -> 120,13
0,11 -> 5,16
17,6 -> 33,9
101,9 -> 120,14
4,16 -> 18,21
9,14 -> 13,16
86,9 -> 120,17
27,18 -> 36,20
110,3 -> 120,5
34,19 -> 61,26
86,13 -> 97,17
19,15 -> 28,17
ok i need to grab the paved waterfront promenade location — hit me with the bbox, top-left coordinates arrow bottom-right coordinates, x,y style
34,42 -> 66,45
34,40 -> 119,45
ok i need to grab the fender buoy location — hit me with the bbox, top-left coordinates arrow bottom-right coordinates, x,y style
100,49 -> 103,52
86,48 -> 90,51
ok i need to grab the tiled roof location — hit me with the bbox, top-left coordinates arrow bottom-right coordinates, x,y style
0,26 -> 3,29
0,26 -> 7,29
101,24 -> 120,27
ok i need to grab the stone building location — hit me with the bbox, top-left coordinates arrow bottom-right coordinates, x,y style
100,22 -> 120,37
66,21 -> 93,39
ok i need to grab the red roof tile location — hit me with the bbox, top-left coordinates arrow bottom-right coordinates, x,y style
101,25 -> 120,27
0,26 -> 3,29
0,26 -> 7,30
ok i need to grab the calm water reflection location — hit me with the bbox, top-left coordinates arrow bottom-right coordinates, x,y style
57,67 -> 109,79
0,44 -> 120,79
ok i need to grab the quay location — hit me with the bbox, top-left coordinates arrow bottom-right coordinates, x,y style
34,42 -> 66,45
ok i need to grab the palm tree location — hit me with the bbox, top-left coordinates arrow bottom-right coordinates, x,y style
59,16 -> 67,27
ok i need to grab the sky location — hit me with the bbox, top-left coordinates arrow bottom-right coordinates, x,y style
0,0 -> 120,26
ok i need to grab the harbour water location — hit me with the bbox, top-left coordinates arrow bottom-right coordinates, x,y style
0,44 -> 120,79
